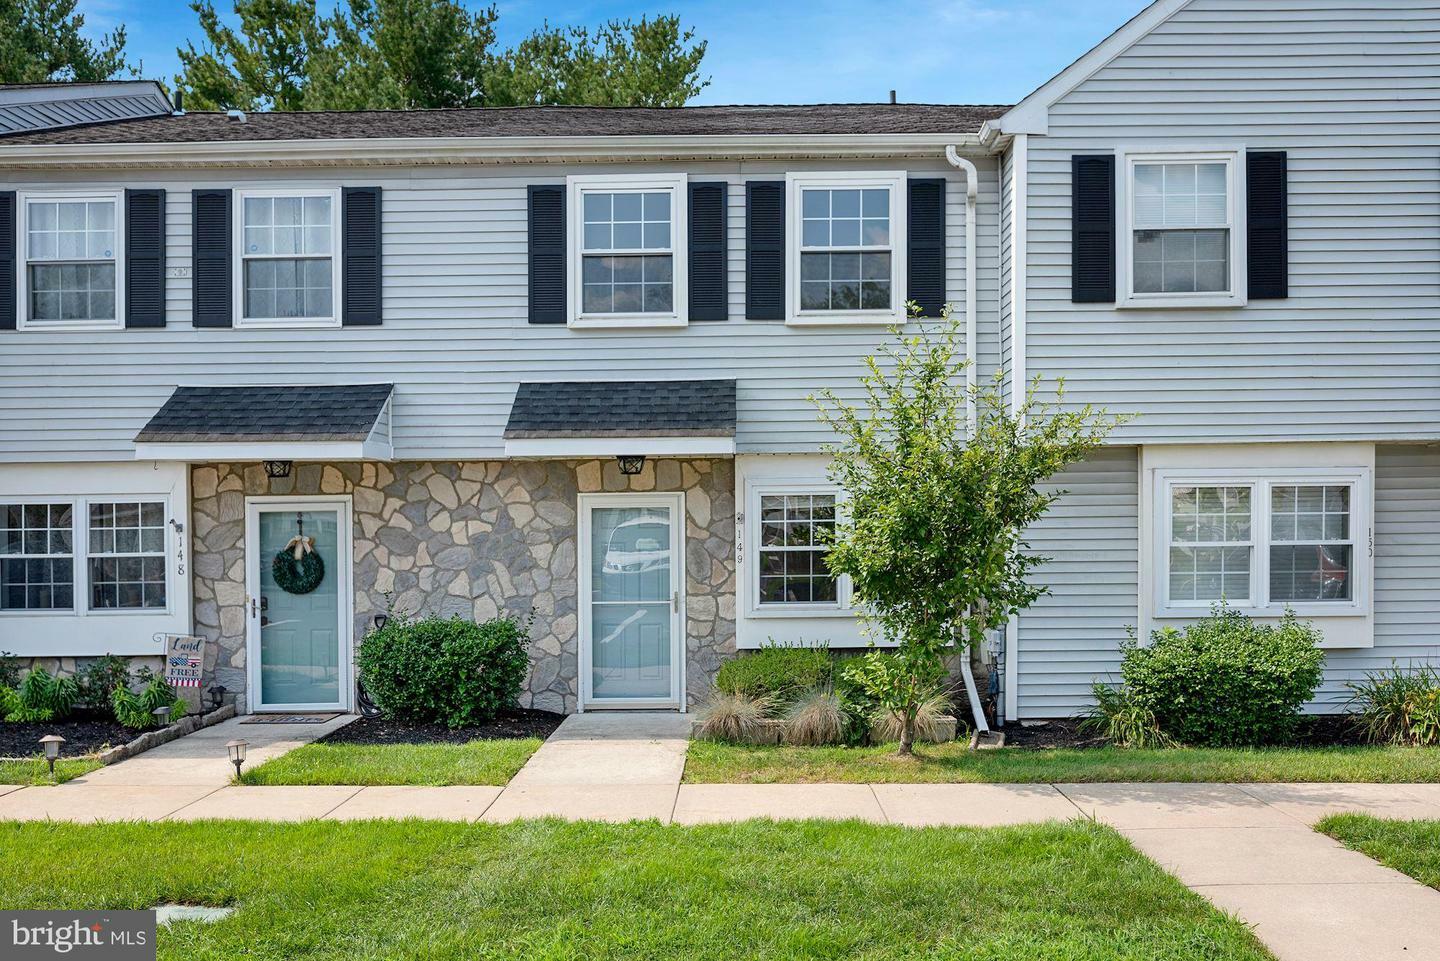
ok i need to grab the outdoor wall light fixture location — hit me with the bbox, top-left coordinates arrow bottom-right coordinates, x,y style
263,460 -> 293,479
226,739 -> 248,779
39,735 -> 64,778
617,455 -> 646,476
374,613 -> 389,630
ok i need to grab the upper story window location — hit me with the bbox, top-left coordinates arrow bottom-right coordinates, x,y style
236,188 -> 340,328
1155,468 -> 1368,618
1120,151 -> 1244,309
19,192 -> 123,330
786,172 -> 906,326
567,174 -> 687,328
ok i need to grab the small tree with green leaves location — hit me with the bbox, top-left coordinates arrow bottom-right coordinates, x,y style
814,305 -> 1126,755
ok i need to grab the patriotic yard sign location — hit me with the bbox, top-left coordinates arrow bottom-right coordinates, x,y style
164,634 -> 205,688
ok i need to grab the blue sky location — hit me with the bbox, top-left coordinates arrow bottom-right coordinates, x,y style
85,0 -> 1146,106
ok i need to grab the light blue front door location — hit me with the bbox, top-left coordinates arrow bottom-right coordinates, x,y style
254,506 -> 345,710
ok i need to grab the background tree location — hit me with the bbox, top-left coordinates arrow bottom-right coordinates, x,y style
0,0 -> 134,84
175,0 -> 706,110
814,306 -> 1125,755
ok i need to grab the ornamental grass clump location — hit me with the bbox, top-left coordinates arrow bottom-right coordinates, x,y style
1117,604 -> 1324,747
696,691 -> 775,743
783,688 -> 848,746
1348,664 -> 1440,746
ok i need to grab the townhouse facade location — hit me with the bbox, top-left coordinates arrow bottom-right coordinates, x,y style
0,0 -> 1436,719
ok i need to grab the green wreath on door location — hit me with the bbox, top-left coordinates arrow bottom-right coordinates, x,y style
272,520 -> 325,595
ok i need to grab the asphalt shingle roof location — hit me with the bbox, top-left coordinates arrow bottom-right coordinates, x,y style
135,384 -> 394,442
0,103 -> 1008,145
504,379 -> 737,438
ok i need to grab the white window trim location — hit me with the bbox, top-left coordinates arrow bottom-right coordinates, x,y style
17,189 -> 126,332
233,186 -> 343,329
1117,148 -> 1247,310
1152,467 -> 1371,621
785,170 -> 908,327
744,480 -> 852,619
0,494 -> 174,618
566,173 -> 688,329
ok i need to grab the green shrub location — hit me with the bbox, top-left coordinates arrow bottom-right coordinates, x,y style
1348,664 -> 1440,746
0,652 -> 20,690
1080,683 -> 1174,749
2,668 -> 80,723
1119,605 -> 1325,747
76,655 -> 132,715
357,611 -> 530,728
714,644 -> 833,703
111,675 -> 187,729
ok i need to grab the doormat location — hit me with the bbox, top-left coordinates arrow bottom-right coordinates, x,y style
240,713 -> 343,724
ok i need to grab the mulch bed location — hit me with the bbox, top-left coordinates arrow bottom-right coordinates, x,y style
317,709 -> 565,746
0,713 -> 136,758
999,714 -> 1372,750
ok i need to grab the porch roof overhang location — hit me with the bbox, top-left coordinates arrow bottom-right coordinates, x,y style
502,379 -> 737,458
133,383 -> 395,462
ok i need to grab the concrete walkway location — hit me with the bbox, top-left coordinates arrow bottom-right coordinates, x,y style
4,715 -> 1440,960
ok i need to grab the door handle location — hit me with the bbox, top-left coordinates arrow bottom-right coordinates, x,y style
672,591 -> 680,613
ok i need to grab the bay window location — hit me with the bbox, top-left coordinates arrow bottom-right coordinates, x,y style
567,174 -> 687,327
236,189 -> 340,327
20,192 -> 123,329
1155,469 -> 1369,616
786,171 -> 906,325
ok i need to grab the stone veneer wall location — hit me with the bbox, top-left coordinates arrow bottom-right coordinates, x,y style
190,458 -> 736,712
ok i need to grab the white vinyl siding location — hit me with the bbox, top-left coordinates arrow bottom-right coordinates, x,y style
0,158 -> 997,462
1026,0 -> 1440,444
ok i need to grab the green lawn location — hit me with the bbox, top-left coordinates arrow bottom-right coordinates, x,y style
684,740 -> 1440,784
0,757 -> 103,785
0,819 -> 1272,961
1319,814 -> 1440,889
238,738 -> 544,786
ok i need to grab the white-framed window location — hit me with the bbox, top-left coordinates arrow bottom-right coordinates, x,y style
1118,150 -> 1245,309
0,497 -> 170,615
1154,468 -> 1369,618
786,171 -> 906,326
235,187 -> 341,328
747,483 -> 850,614
17,191 -> 124,330
567,173 -> 687,328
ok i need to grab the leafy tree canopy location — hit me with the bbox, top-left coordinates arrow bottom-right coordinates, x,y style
0,0 -> 134,84
175,0 -> 707,111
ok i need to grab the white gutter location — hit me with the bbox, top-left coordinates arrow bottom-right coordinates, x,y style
943,145 -> 979,433
943,146 -> 990,736
0,131 -> 985,170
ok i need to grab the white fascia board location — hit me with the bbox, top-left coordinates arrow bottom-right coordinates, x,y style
504,436 -> 736,458
134,439 -> 392,461
0,132 -> 985,169
997,0 -> 1194,135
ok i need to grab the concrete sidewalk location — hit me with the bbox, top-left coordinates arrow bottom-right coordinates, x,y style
5,713 -> 1440,961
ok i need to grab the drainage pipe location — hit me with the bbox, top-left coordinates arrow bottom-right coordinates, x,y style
945,146 -> 990,737
944,145 -> 979,433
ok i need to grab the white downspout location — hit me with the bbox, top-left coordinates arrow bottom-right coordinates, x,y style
944,145 -> 979,433
944,146 -> 990,737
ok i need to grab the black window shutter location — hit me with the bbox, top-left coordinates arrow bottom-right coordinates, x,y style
342,186 -> 382,326
528,184 -> 566,324
1247,151 -> 1288,299
907,178 -> 946,317
191,189 -> 232,328
125,188 -> 166,328
688,182 -> 728,321
0,191 -> 14,331
1071,155 -> 1116,303
745,181 -> 784,320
